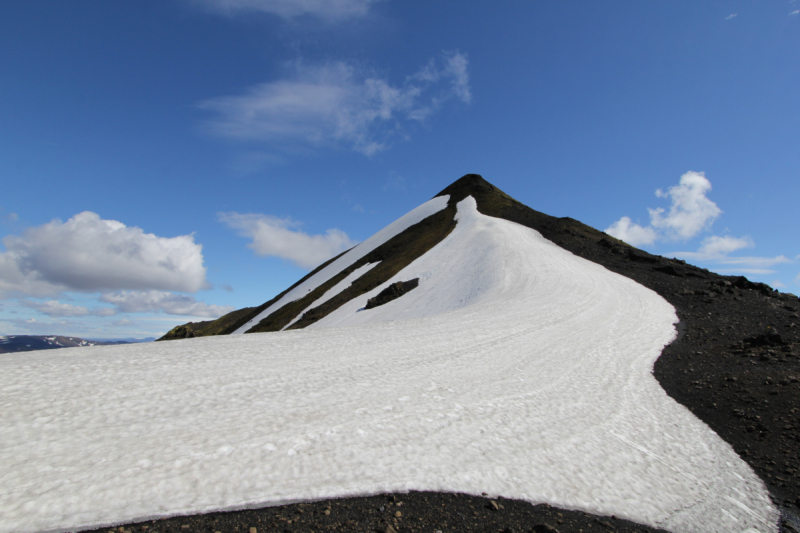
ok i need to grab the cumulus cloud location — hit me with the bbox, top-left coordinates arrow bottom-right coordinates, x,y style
648,171 -> 722,240
0,212 -> 208,298
219,212 -> 355,269
199,51 -> 471,155
605,171 -> 721,245
18,299 -> 108,318
192,0 -> 380,20
100,291 -> 235,318
603,217 -> 658,247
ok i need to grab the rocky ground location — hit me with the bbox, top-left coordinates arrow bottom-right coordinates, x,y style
83,491 -> 668,533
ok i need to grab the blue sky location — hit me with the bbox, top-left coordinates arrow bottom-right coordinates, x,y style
1,0 -> 798,339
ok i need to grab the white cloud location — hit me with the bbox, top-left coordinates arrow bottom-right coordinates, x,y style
791,10 -> 800,15
218,212 -> 355,269
192,0 -> 380,20
696,235 -> 755,257
199,51 -> 471,155
649,171 -> 722,240
715,268 -> 781,275
606,172 -> 795,277
671,235 -> 790,276
796,272 -> 800,284
0,317 -> 81,335
20,300 -> 87,317
671,235 -> 790,273
604,217 -> 658,246
19,299 -> 119,318
0,212 -> 208,298
100,291 -> 235,318
772,280 -> 787,289
725,13 -> 738,20
606,171 -> 721,246
712,255 -> 790,268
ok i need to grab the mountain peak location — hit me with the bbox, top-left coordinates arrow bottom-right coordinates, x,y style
434,173 -> 501,204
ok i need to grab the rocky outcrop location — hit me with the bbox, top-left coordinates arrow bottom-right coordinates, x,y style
365,279 -> 420,309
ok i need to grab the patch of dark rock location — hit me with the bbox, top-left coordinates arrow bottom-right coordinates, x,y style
365,278 -> 420,310
81,491 -> 668,533
745,328 -> 788,348
653,264 -> 684,277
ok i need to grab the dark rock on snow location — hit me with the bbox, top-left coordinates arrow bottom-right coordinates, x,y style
365,278 -> 420,309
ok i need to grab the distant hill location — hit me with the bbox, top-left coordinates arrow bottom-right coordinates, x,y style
0,335 -> 153,354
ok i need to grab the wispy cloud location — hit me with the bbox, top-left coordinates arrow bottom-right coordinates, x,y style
218,212 -> 355,269
670,236 -> 791,275
725,13 -> 738,20
191,0 -> 381,21
671,253 -> 791,274
0,317 -> 82,335
692,235 -> 754,258
19,299 -> 116,318
100,291 -> 235,318
605,171 -> 721,246
199,51 -> 471,155
0,212 -> 209,298
791,10 -> 800,15
715,268 -> 784,275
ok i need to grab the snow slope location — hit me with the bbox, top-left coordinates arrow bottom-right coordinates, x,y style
0,197 -> 777,533
232,195 -> 449,334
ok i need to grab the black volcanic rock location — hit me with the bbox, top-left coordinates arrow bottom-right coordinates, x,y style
365,278 -> 419,309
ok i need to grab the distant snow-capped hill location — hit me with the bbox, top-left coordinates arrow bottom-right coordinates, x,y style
0,335 -> 150,354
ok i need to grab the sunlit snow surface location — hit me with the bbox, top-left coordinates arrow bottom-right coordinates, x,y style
0,197 -> 777,533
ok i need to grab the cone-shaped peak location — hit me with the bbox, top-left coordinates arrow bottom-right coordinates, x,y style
434,173 -> 502,204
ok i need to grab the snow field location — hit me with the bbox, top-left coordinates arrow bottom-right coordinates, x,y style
0,197 -> 778,533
